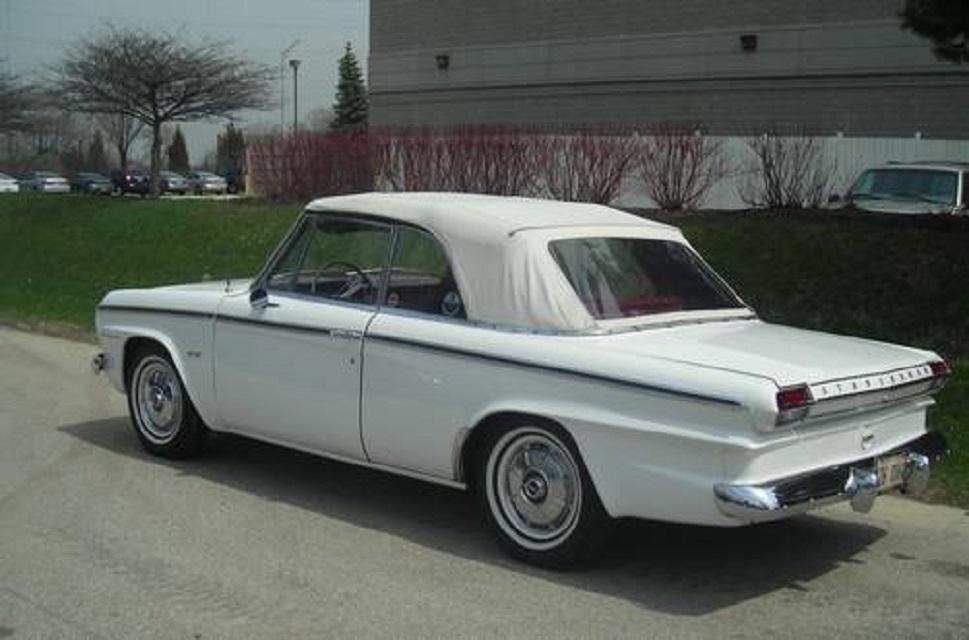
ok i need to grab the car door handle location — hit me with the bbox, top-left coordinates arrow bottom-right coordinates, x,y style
329,329 -> 362,340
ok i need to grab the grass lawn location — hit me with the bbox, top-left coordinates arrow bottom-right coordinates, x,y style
1,195 -> 966,506
0,195 -> 298,329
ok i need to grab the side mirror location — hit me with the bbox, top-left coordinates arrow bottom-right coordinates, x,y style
249,287 -> 270,310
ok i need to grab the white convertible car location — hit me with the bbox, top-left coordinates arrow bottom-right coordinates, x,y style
93,193 -> 950,566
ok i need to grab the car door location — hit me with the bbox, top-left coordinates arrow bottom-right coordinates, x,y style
361,224 -> 471,478
213,213 -> 393,460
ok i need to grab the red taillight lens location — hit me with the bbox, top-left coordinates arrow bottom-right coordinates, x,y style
775,384 -> 812,426
930,360 -> 952,390
777,385 -> 811,410
930,360 -> 951,378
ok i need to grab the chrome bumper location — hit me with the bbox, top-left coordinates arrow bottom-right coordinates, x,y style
714,432 -> 949,523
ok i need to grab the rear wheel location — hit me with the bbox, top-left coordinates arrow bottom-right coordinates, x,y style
476,421 -> 612,568
126,344 -> 207,458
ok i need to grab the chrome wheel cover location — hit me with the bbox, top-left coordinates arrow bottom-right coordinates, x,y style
132,356 -> 183,445
486,428 -> 582,551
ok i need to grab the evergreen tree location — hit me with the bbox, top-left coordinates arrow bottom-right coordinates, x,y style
167,125 -> 190,172
330,43 -> 368,131
87,130 -> 109,173
216,122 -> 247,176
902,0 -> 969,62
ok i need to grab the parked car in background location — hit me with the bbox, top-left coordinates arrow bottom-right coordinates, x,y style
0,172 -> 19,194
159,171 -> 189,195
833,162 -> 967,215
93,193 -> 950,567
71,172 -> 113,195
110,170 -> 150,196
20,171 -> 70,193
186,171 -> 228,195
224,170 -> 246,195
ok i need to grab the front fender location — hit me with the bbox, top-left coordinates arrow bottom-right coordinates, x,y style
97,318 -> 220,430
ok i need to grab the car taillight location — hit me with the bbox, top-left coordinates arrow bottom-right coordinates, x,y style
930,360 -> 952,389
776,384 -> 812,425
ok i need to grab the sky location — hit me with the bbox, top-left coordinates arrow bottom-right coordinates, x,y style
1,0 -> 369,163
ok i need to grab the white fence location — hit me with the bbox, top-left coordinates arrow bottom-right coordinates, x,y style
616,135 -> 969,210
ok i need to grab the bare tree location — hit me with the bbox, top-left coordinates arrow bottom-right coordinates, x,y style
0,69 -> 37,134
635,124 -> 728,211
95,112 -> 144,171
738,130 -> 837,209
56,28 -> 273,194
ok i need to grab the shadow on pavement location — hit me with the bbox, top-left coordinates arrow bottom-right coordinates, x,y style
60,417 -> 887,616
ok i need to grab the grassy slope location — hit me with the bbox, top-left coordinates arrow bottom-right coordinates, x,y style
0,196 -> 966,505
0,195 -> 297,328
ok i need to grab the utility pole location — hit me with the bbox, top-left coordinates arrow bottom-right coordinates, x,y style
289,59 -> 301,135
279,39 -> 300,134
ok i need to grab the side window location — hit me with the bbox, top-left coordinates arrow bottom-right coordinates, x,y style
963,173 -> 968,207
386,226 -> 465,319
266,216 -> 392,305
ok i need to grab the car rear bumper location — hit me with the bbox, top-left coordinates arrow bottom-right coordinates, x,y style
713,431 -> 949,523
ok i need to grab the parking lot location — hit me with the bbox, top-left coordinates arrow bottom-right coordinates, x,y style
2,327 -> 968,639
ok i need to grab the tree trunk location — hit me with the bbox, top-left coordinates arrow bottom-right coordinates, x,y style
149,121 -> 162,197
117,140 -> 128,171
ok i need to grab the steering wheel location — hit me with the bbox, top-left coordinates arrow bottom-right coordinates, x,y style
311,260 -> 374,299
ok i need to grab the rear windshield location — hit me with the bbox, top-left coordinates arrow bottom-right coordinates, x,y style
550,238 -> 743,320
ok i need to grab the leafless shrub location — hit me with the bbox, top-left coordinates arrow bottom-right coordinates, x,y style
373,126 -> 544,196
634,124 -> 728,211
248,131 -> 373,200
738,130 -> 837,209
537,128 -> 637,204
372,127 -> 451,191
446,126 -> 542,196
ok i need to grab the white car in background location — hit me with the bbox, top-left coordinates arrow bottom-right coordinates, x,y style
186,171 -> 228,195
20,171 -> 70,194
0,172 -> 19,193
836,162 -> 967,215
92,193 -> 951,566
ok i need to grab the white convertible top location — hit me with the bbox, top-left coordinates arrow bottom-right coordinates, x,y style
306,192 -> 691,331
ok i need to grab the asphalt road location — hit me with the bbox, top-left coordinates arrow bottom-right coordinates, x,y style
2,328 -> 968,639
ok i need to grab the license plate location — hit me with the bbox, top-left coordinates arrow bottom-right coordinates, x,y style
877,454 -> 908,489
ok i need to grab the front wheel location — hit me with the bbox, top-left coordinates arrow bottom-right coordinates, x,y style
477,421 -> 613,568
127,345 -> 207,458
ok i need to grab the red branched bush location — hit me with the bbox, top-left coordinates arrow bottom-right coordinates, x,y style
248,131 -> 373,200
373,125 -> 544,196
539,128 -> 637,204
635,124 -> 728,211
738,129 -> 837,209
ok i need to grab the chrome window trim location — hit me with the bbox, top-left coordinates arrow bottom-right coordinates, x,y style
381,222 -> 469,323
258,212 -> 395,309
546,237 -> 751,323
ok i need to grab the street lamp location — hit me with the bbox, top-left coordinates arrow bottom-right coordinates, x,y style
279,39 -> 300,133
289,58 -> 302,136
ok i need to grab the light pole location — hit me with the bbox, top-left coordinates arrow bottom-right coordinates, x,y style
289,58 -> 301,135
279,39 -> 300,133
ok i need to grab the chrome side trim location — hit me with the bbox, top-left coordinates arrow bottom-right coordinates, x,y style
714,431 -> 948,523
366,333 -> 743,407
98,305 -> 214,320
